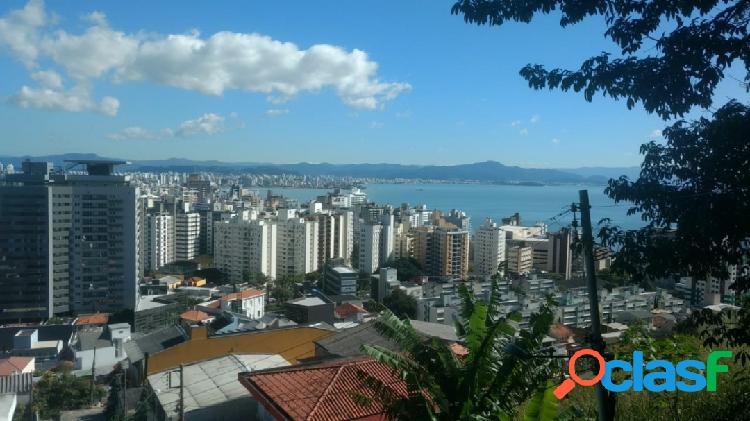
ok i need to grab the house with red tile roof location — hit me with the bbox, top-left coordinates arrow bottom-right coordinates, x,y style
179,310 -> 213,324
74,313 -> 110,326
238,357 -> 408,421
334,303 -> 369,322
220,288 -> 266,320
0,357 -> 35,376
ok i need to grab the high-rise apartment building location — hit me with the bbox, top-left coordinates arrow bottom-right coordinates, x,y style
507,246 -> 533,275
473,218 -> 506,278
414,225 -> 470,281
175,212 -> 200,261
0,160 -> 141,320
144,214 -> 175,272
275,210 -> 318,277
214,218 -> 277,282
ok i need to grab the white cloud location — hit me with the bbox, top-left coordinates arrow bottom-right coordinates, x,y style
108,113 -> 228,140
108,126 -> 166,140
177,113 -> 225,136
551,137 -> 560,144
519,128 -> 529,136
0,1 -> 409,112
10,83 -> 118,116
530,114 -> 541,124
0,0 -> 47,67
31,69 -> 62,88
264,108 -> 289,117
369,121 -> 384,129
649,129 -> 662,140
510,120 -> 521,127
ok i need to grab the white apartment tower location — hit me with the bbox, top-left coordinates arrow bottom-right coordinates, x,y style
473,218 -> 506,278
175,212 -> 200,261
145,214 -> 175,272
276,210 -> 318,277
214,218 -> 277,282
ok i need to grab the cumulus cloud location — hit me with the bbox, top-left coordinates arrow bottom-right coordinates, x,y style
109,113 -> 227,140
510,120 -> 521,127
551,137 -> 560,144
30,69 -> 62,88
177,113 -> 225,136
10,83 -> 119,116
0,1 -> 409,114
530,114 -> 541,124
369,121 -> 384,129
264,108 -> 289,117
519,128 -> 529,136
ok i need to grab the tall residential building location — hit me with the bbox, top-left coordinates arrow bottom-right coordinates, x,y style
65,160 -> 141,314
0,162 -> 65,321
1,160 -> 140,320
175,212 -> 200,261
275,210 -> 318,277
414,226 -> 470,281
357,212 -> 394,274
144,214 -> 175,272
548,228 -> 575,280
473,218 -> 506,278
214,218 -> 277,282
393,221 -> 413,260
507,246 -> 533,275
358,223 -> 382,274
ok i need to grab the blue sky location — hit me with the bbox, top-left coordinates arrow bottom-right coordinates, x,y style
0,0 -> 745,167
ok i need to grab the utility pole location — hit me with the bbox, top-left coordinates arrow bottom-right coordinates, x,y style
179,364 -> 185,421
90,345 -> 97,406
578,190 -> 614,421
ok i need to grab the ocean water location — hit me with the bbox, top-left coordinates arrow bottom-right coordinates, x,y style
268,183 -> 643,232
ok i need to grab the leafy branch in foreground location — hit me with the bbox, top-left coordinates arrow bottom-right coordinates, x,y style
362,280 -> 557,420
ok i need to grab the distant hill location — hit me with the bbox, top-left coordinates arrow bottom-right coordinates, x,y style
0,154 -> 640,185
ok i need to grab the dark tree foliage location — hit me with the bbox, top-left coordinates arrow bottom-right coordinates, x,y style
601,103 -> 750,285
382,288 -> 418,319
452,0 -> 750,355
451,0 -> 750,119
388,257 -> 425,282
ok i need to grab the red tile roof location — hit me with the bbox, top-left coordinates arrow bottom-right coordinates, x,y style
0,357 -> 34,376
180,310 -> 211,322
240,358 -> 407,421
334,303 -> 368,319
221,288 -> 265,302
74,313 -> 110,326
449,342 -> 469,359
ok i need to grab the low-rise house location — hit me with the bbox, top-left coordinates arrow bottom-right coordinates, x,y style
8,330 -> 62,371
73,324 -> 131,375
220,289 -> 265,320
284,297 -> 334,325
74,314 -> 110,327
239,357 -> 408,421
180,310 -> 213,325
146,354 -> 289,421
334,303 -> 369,323
0,357 -> 34,376
0,325 -> 74,371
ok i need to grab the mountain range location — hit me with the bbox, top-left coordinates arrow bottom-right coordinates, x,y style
0,153 -> 640,185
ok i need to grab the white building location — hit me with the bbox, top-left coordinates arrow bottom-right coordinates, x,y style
359,223 -> 382,274
276,210 -> 318,276
214,218 -> 277,282
220,288 -> 266,319
175,212 -> 200,261
473,218 -> 506,278
145,214 -> 175,272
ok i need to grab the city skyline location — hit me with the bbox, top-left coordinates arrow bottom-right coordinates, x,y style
3,0 -> 745,168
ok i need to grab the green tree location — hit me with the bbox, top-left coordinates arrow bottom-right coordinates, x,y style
105,371 -> 125,421
382,288 -> 417,319
388,257 -> 425,282
32,368 -> 106,419
271,274 -> 303,304
362,281 -> 557,420
451,0 -> 750,355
